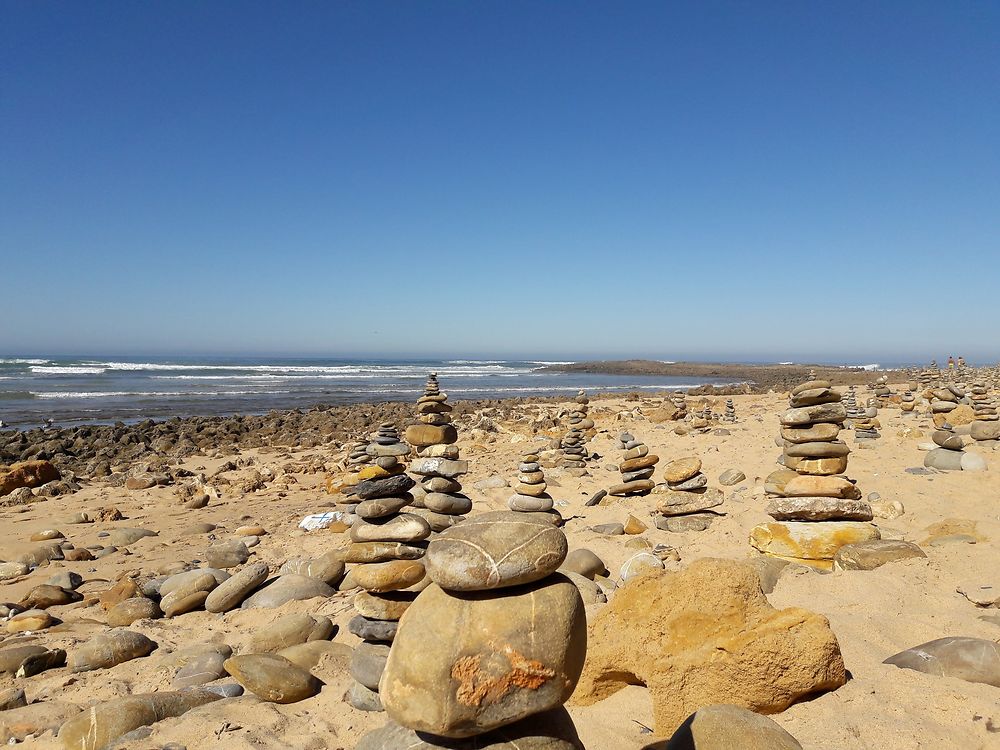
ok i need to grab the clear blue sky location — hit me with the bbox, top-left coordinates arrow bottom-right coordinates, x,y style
2,2 -> 998,363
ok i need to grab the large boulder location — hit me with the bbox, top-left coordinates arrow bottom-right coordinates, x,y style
380,576 -> 586,738
0,461 -> 59,497
570,558 -> 846,735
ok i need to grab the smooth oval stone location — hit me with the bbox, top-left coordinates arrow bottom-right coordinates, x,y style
932,430 -> 965,450
160,572 -> 218,607
792,379 -> 832,395
277,553 -> 345,585
923,448 -> 964,471
224,654 -> 321,703
780,422 -> 842,443
345,542 -> 426,564
423,492 -> 473,514
620,552 -> 665,582
0,645 -> 48,674
351,560 -> 426,593
620,454 -> 660,473
246,613 -> 334,652
718,469 -> 746,486
205,562 -> 270,612
508,494 -> 555,512
780,403 -> 847,426
16,648 -> 66,678
408,507 -> 467,532
408,457 -> 469,479
173,651 -> 228,688
277,640 -> 352,671
240,574 -> 334,609
346,681 -> 383,712
789,387 -> 841,407
56,690 -> 220,750
206,539 -> 250,569
18,584 -> 81,609
624,445 -> 649,460
782,455 -> 849,476
381,577 -> 586,738
354,591 -> 416,620
559,549 -> 606,580
663,458 -> 702,483
107,597 -> 162,626
356,709 -> 582,749
423,476 -> 463,493
68,629 -> 156,672
353,474 -> 417,500
6,609 -> 54,633
961,452 -> 988,472
351,514 -> 432,543
607,480 -> 655,496
765,496 -> 873,522
159,568 -> 229,597
667,472 -> 708,491
655,488 -> 724,516
163,590 -> 209,617
833,540 -> 927,571
348,615 -> 398,642
784,440 -> 851,458
107,528 -> 158,547
425,511 -> 568,591
357,496 -> 412,519
350,641 -> 390,690
782,475 -> 860,499
884,637 -> 1000,687
0,561 -> 30,581
664,703 -> 803,750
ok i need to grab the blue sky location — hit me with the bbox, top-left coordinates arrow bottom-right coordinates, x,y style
2,2 -> 998,363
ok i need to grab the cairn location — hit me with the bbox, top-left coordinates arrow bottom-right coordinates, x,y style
873,374 -> 891,404
722,398 -> 737,423
405,374 -> 471,531
750,378 -> 879,570
853,398 -> 881,441
608,432 -> 658,496
654,457 -> 723,532
559,390 -> 592,470
970,381 -> 1000,445
843,387 -> 862,426
336,424 -> 410,522
900,389 -> 916,415
924,423 -> 987,471
670,391 -> 688,419
361,510 -> 585,747
343,431 -> 427,712
508,448 -> 553,512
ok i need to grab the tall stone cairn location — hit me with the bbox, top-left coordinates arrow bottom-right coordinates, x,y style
508,448 -> 553,512
559,390 -> 592,469
359,510 -> 585,748
608,431 -> 658,496
722,398 -> 737,423
750,378 -> 880,570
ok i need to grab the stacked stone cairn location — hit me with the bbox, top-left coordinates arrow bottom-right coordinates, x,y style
343,425 -> 428,712
508,448 -> 553,512
900,388 -> 917,415
722,398 -> 737,423
927,383 -> 964,425
608,432 -> 658,496
359,511 -> 586,748
559,390 -> 592,470
346,438 -> 374,474
670,391 -> 688,419
337,424 -> 410,523
654,457 -> 724,532
404,374 -> 471,531
970,382 -> 1000,446
843,387 -> 862,426
750,378 -> 880,570
923,423 -> 987,471
852,398 -> 881,441
873,374 -> 891,404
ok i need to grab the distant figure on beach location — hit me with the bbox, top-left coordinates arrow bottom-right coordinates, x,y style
947,355 -> 955,370
958,356 -> 966,368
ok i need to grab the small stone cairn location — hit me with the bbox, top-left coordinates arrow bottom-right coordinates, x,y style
670,391 -> 688,419
900,388 -> 917,415
750,378 -> 880,570
343,425 -> 427,712
923,423 -> 986,471
970,382 -> 1000,445
722,398 -> 737,423
360,510 -> 585,748
508,448 -> 553,512
559,390 -> 592,470
336,424 -> 410,523
843,387 -> 862,425
654,457 -> 724,532
608,432 -> 658,496
852,398 -> 881,441
346,438 -> 374,474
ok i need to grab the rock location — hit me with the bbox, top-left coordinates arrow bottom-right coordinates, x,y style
277,640 -> 352,671
15,648 -> 66,677
656,514 -> 718,533
473,476 -> 509,490
224,654 -> 321,703
833,540 -> 927,571
749,521 -> 881,568
107,528 -> 157,546
173,650 -> 229,688
356,708 -> 583,749
781,455 -> 848,476
607,480 -> 655,496
349,615 -> 399,642
240,574 -> 334,609
246,613 -> 334,652
0,645 -> 48,674
353,474 -> 416,500
354,590 -> 416,620
781,475 -> 861,499
960,452 -> 988,472
6,609 -> 54,633
765,496 -> 873,521
923,448 -> 964,471
591,523 -> 624,535
380,577 -> 586,738
46,571 -> 83,590
57,690 -> 221,750
351,560 -> 426,593
559,549 -> 606,580
663,458 -> 702,484
425,511 -> 568,591
0,561 -> 29,581
971,421 -> 1000,441
408,457 -> 469,479
884,637 -> 1000,687
162,590 -> 209,617
870,499 -> 905,519
957,580 -> 1000,608
0,460 -> 59,496
0,688 -> 26,711
779,403 -> 846,426
206,539 -> 250,568
619,552 -> 665,582
763,469 -> 799,496
0,702 -> 81,744
661,703 -> 803,750
718,469 -> 746,487
159,568 -> 228,596
350,514 -> 432,543
656,488 -> 724,516
745,556 -> 814,595
624,515 -> 648,534
344,542 -> 426,564
571,558 -> 846,735
19,584 -> 82,609
68,629 -> 157,672
107,597 -> 162,626
405,424 -> 458,447
346,681 -> 383,711
351,641 -> 390,689
205,562 -> 269,612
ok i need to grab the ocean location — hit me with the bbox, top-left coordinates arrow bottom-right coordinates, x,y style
0,356 -> 739,428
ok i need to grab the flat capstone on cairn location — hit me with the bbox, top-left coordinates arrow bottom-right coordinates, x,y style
358,510 -> 586,749
405,374 -> 472,532
508,448 -> 554,512
342,422 -> 428,712
750,377 -> 880,570
607,432 -> 658,497
653,456 -> 724,533
559,390 -> 593,473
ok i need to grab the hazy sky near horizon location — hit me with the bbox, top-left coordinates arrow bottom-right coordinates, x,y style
2,2 -> 998,363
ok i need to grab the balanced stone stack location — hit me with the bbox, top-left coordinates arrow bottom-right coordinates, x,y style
654,457 -> 724,532
337,426 -> 410,522
508,449 -> 553,512
409,452 -> 472,531
970,383 -> 999,446
873,374 -> 891,404
843,387 -> 862,426
750,378 -> 879,570
923,423 -> 986,471
559,390 -> 592,469
852,398 -> 881,441
608,432 -> 658,496
344,465 -> 429,712
360,510 -> 585,748
404,373 -> 458,455
670,391 -> 688,419
900,389 -> 917,415
346,439 -> 374,474
722,398 -> 737,423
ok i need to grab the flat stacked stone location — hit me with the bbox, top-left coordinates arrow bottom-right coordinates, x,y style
654,457 -> 723,532
336,425 -> 410,523
360,510 -> 585,747
750,378 -> 879,570
347,439 -> 374,472
971,382 -> 998,423
853,398 -> 881,441
344,452 -> 428,712
559,391 -> 592,469
722,399 -> 737,423
508,449 -> 553,512
608,432 -> 658,496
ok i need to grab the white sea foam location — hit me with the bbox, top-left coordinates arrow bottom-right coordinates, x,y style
0,358 -> 50,365
33,390 -> 292,399
31,366 -> 106,375
91,361 -> 531,377
840,363 -> 881,371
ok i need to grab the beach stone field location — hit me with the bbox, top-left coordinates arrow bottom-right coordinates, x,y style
1,365 -> 999,750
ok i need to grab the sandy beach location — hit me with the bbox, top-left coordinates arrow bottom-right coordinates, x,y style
1,382 -> 998,749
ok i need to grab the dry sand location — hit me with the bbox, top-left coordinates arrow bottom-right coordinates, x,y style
1,389 -> 998,749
